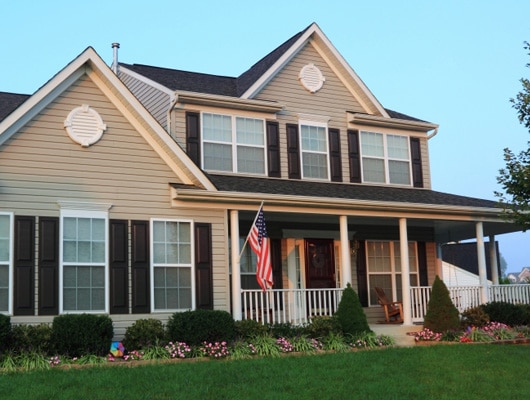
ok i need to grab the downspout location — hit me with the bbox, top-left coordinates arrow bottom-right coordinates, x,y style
166,94 -> 179,135
426,127 -> 438,140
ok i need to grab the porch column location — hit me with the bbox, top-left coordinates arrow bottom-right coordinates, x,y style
489,235 -> 499,285
399,218 -> 412,325
230,210 -> 242,321
339,215 -> 352,287
476,222 -> 488,303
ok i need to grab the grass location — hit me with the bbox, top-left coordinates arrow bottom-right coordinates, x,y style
1,344 -> 529,399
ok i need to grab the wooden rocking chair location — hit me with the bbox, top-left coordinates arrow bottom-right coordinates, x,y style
374,287 -> 403,323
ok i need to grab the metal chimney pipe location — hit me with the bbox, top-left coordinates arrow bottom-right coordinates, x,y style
111,43 -> 120,74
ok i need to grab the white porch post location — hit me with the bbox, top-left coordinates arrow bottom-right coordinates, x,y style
399,218 -> 412,325
476,222 -> 488,303
339,215 -> 352,287
230,210 -> 242,321
489,235 -> 499,285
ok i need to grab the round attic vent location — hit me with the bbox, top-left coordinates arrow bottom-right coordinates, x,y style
64,104 -> 107,147
299,63 -> 325,93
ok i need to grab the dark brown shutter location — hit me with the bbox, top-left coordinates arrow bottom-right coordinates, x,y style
356,240 -> 368,307
410,137 -> 423,188
131,220 -> 150,313
347,130 -> 361,183
270,239 -> 282,290
186,111 -> 201,166
266,121 -> 281,178
38,217 -> 59,315
14,216 -> 35,315
110,220 -> 128,314
286,123 -> 301,179
417,242 -> 428,286
328,128 -> 342,182
195,223 -> 213,309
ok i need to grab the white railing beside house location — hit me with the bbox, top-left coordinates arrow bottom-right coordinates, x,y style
242,285 -> 530,325
242,288 -> 343,325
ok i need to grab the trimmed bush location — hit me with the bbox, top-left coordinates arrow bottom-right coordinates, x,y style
268,322 -> 305,338
10,323 -> 52,354
0,314 -> 11,353
461,306 -> 490,328
423,276 -> 460,333
166,309 -> 236,346
305,316 -> 341,339
123,318 -> 167,350
481,301 -> 529,326
235,319 -> 268,339
51,314 -> 113,357
335,283 -> 372,335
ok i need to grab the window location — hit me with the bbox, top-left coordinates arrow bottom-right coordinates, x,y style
0,213 -> 13,314
202,113 -> 266,174
300,123 -> 329,180
366,241 -> 418,306
360,131 -> 411,185
61,210 -> 108,313
151,219 -> 193,311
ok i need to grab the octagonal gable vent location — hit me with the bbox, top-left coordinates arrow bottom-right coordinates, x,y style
298,63 -> 325,93
64,104 -> 107,147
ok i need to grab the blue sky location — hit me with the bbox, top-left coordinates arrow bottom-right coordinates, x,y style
1,0 -> 529,272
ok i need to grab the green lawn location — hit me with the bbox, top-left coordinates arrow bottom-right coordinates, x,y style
1,344 -> 528,399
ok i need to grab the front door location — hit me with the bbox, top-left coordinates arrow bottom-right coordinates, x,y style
305,239 -> 335,289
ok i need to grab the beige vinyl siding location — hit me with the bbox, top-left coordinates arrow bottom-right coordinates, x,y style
420,136 -> 432,189
119,71 -> 171,130
0,74 -> 230,317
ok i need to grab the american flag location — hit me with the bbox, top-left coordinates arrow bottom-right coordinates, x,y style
248,206 -> 273,291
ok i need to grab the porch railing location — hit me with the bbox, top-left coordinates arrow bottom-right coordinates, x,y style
242,288 -> 343,325
243,285 -> 530,325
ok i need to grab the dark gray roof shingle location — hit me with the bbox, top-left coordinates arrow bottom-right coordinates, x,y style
0,91 -> 30,122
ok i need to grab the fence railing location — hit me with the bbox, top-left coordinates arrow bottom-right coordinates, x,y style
242,288 -> 343,325
243,285 -> 530,324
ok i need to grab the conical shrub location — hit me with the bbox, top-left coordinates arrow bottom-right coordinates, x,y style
423,276 -> 460,333
335,283 -> 372,335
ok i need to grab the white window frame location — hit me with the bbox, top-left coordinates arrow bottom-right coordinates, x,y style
59,208 -> 109,314
360,131 -> 412,186
201,112 -> 267,175
365,240 -> 418,306
0,212 -> 14,315
150,218 -> 195,312
299,119 -> 330,181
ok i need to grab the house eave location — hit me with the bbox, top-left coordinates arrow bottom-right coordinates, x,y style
348,112 -> 439,133
174,90 -> 284,113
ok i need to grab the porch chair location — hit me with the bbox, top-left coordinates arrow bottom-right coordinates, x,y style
374,287 -> 403,323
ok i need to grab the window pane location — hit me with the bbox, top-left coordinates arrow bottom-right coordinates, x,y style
0,240 -> 8,262
362,158 -> 385,183
361,132 -> 384,157
203,113 -> 231,142
203,143 -> 232,171
0,265 -> 8,312
236,117 -> 264,145
0,215 -> 9,262
166,222 -> 179,243
77,241 -> 91,262
366,242 -> 391,272
179,267 -> 192,287
63,288 -> 76,311
387,135 -> 409,160
78,218 -> 91,241
302,152 -> 328,179
92,219 -> 105,240
301,125 -> 327,152
153,221 -> 165,242
179,288 -> 192,309
389,160 -> 411,185
166,243 -> 179,264
153,243 -> 166,264
237,146 -> 265,174
63,217 -> 77,240
369,274 -> 392,305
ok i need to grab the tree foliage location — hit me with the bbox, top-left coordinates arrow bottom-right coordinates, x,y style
496,41 -> 530,230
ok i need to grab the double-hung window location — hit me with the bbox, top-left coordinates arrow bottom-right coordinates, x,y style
300,122 -> 329,180
61,210 -> 108,313
366,241 -> 418,306
0,213 -> 13,314
202,113 -> 266,175
151,219 -> 193,311
360,131 -> 411,185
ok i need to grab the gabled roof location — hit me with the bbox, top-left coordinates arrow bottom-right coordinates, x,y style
0,92 -> 30,122
0,47 -> 215,190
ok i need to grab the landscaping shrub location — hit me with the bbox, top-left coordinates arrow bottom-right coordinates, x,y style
10,323 -> 52,354
166,309 -> 236,346
305,316 -> 341,338
51,314 -> 113,357
423,276 -> 460,333
481,301 -> 529,326
123,318 -> 167,350
461,306 -> 490,328
0,314 -> 11,353
234,319 -> 268,339
268,322 -> 305,338
334,283 -> 371,335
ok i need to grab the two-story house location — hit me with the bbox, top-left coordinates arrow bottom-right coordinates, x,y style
0,23 -> 522,335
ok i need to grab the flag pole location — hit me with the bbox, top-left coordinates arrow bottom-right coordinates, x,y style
238,200 -> 265,262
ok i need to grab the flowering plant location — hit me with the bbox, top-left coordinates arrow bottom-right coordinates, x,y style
49,355 -> 61,366
200,341 -> 230,358
414,328 -> 442,342
165,341 -> 192,359
276,337 -> 294,353
123,350 -> 143,361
